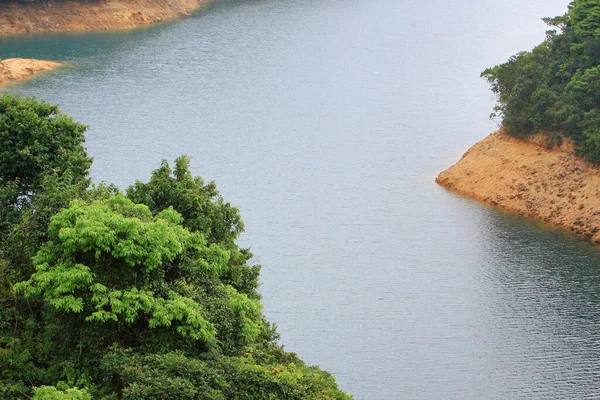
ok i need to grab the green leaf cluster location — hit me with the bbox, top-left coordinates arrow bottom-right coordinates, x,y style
33,385 -> 92,400
482,0 -> 600,161
98,349 -> 349,400
0,96 -> 352,399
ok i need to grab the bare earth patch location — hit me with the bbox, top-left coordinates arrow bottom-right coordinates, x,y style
437,130 -> 600,243
0,0 -> 218,35
0,58 -> 62,86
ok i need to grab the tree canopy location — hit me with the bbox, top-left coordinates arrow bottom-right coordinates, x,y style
0,95 -> 351,399
482,0 -> 600,161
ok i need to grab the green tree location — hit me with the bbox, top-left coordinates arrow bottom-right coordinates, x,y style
33,385 -> 92,400
0,95 -> 92,279
100,348 -> 352,400
0,95 -> 93,399
482,0 -> 600,161
14,193 -> 265,367
126,157 -> 261,303
0,96 -> 351,399
0,94 -> 91,230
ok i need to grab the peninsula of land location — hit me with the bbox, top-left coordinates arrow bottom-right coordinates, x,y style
0,58 -> 62,86
0,0 -> 217,35
437,131 -> 600,243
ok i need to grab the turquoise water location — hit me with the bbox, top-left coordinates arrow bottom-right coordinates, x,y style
4,0 -> 600,398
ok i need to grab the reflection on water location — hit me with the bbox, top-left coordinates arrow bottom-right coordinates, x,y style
475,209 -> 600,398
2,0 -> 598,398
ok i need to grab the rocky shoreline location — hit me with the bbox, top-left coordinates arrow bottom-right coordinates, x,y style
437,131 -> 600,244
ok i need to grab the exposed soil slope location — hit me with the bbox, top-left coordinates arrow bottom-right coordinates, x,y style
0,0 -> 216,35
437,131 -> 600,243
0,58 -> 62,86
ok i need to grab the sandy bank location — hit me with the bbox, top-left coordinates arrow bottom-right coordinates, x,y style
436,131 -> 600,243
0,0 -> 217,35
0,58 -> 62,86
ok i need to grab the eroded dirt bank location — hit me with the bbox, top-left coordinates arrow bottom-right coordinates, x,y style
0,0 -> 216,35
437,131 -> 600,243
0,58 -> 62,86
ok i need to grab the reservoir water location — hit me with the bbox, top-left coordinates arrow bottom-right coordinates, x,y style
2,0 -> 600,398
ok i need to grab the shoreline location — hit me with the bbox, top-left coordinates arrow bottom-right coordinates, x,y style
436,131 -> 600,244
0,58 -> 63,87
0,0 -> 220,36
0,0 -> 224,86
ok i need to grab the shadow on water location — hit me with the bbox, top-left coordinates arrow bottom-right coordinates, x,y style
480,207 -> 600,305
473,207 -> 600,398
0,0 -> 247,61
0,26 -> 159,60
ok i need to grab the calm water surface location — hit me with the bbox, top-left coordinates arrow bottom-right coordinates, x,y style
3,0 -> 600,398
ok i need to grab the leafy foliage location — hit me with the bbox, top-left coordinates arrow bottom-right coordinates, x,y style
127,156 -> 244,247
15,196 -> 219,343
0,95 -> 92,287
33,385 -> 92,400
482,0 -> 600,161
100,349 -> 351,400
126,156 -> 262,307
0,94 -> 90,232
0,96 -> 351,399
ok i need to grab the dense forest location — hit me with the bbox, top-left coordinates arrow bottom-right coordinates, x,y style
0,95 -> 351,399
482,0 -> 600,161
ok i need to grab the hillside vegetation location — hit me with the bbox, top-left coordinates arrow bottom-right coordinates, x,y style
0,95 -> 351,399
482,0 -> 600,162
